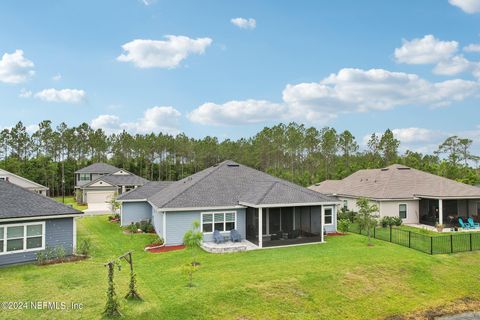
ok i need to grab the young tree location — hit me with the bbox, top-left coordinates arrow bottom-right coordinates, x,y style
355,198 -> 379,246
183,221 -> 203,266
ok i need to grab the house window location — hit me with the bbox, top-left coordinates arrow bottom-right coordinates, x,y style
399,204 -> 407,219
1,222 -> 44,254
202,212 -> 236,233
78,173 -> 91,181
343,200 -> 348,210
324,207 -> 333,225
0,177 -> 5,181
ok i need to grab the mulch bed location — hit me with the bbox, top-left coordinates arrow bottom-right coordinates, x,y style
146,245 -> 185,253
326,232 -> 348,236
37,255 -> 88,266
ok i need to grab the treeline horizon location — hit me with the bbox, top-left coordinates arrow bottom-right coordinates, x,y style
0,120 -> 479,197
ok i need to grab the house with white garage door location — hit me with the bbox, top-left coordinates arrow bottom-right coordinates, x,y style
75,163 -> 148,212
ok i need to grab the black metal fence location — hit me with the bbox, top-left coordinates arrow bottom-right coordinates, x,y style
350,224 -> 480,254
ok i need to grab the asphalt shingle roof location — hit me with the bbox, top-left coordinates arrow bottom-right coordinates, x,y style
147,160 -> 338,209
309,164 -> 480,199
117,181 -> 174,201
75,163 -> 121,174
0,181 -> 82,219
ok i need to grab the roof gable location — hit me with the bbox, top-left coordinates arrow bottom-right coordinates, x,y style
75,163 -> 121,174
310,164 -> 480,199
148,160 -> 338,209
0,181 -> 82,219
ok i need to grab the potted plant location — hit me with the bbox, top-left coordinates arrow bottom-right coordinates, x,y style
435,223 -> 444,232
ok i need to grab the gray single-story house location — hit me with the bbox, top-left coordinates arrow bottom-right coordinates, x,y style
118,160 -> 339,248
0,168 -> 49,196
75,162 -> 148,211
309,164 -> 480,228
0,180 -> 83,266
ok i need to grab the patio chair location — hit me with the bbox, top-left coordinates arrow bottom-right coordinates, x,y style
467,217 -> 480,228
213,230 -> 224,244
230,229 -> 241,242
458,218 -> 472,229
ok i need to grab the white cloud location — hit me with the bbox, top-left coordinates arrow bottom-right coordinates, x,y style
230,17 -> 256,30
188,100 -> 285,125
433,55 -> 474,75
19,88 -> 32,98
0,50 -> 35,84
52,73 -> 62,81
34,88 -> 86,103
117,36 -> 213,69
91,106 -> 181,135
188,68 -> 480,126
464,43 -> 480,52
394,35 -> 458,64
449,0 -> 480,14
140,0 -> 156,5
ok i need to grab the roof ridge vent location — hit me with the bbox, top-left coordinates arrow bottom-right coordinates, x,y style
227,163 -> 239,167
381,168 -> 389,171
397,167 -> 410,170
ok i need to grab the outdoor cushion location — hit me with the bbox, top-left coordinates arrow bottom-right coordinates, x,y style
467,217 -> 480,228
230,229 -> 241,242
458,218 -> 472,229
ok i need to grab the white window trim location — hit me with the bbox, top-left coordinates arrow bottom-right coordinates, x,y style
0,221 -> 46,255
323,206 -> 334,226
399,203 -> 408,219
201,211 -> 237,234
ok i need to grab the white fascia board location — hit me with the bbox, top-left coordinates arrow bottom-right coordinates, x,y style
159,205 -> 247,212
239,201 -> 341,208
0,214 -> 84,222
117,199 -> 148,203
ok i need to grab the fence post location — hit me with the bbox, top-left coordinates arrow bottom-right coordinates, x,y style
450,234 -> 453,253
389,225 -> 392,242
470,233 -> 473,251
408,231 -> 411,248
430,236 -> 433,255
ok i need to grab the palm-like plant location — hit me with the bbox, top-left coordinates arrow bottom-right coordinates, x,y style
183,221 -> 203,266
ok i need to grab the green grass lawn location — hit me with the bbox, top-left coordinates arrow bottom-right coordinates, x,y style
1,216 -> 480,320
53,196 -> 87,211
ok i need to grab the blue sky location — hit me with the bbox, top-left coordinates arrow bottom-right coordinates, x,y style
1,0 -> 480,153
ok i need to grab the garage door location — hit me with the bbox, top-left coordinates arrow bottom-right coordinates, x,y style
86,191 -> 115,211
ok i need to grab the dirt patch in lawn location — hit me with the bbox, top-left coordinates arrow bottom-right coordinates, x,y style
385,297 -> 480,320
147,245 -> 185,253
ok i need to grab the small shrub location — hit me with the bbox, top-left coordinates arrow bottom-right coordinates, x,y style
379,216 -> 403,227
36,251 -> 48,264
78,238 -> 92,256
391,217 -> 403,226
55,245 -> 66,261
337,219 -> 351,233
150,236 -> 164,246
337,208 -> 356,222
128,222 -> 138,234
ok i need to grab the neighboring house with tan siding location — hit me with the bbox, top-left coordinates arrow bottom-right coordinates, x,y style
0,168 -> 49,196
309,164 -> 480,228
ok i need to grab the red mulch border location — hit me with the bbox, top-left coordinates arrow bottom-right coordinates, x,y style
326,232 -> 348,236
146,245 -> 185,253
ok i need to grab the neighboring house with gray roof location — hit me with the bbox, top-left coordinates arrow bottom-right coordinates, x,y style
74,163 -> 149,212
0,168 -> 49,196
0,180 -> 83,266
118,160 -> 339,248
309,164 -> 480,228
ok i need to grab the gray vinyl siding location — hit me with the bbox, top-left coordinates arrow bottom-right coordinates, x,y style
121,202 -> 152,226
165,208 -> 246,245
152,207 -> 164,239
0,217 -> 74,267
